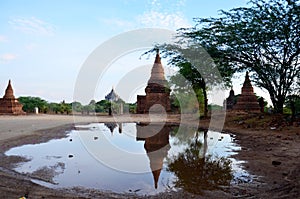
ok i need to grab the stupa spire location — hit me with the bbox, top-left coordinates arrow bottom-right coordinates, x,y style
233,72 -> 260,112
154,49 -> 161,64
148,49 -> 166,84
0,79 -> 25,115
4,79 -> 15,99
152,169 -> 162,189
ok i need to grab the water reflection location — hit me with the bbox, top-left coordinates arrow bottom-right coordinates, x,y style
5,123 -> 249,195
104,122 -> 123,134
136,123 -> 171,189
167,128 -> 233,194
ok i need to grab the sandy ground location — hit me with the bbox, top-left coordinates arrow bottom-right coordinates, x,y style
0,113 -> 299,198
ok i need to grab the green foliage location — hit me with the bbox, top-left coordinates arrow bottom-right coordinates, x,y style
48,101 -> 72,114
180,0 -> 300,113
19,96 -> 48,113
123,103 -> 137,113
146,26 -> 234,116
170,87 -> 203,114
19,96 -> 73,114
285,95 -> 300,113
208,104 -> 223,111
95,100 -> 111,113
71,101 -> 83,112
284,95 -> 300,121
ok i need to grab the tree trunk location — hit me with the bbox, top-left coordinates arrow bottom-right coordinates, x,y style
273,99 -> 284,114
270,94 -> 284,114
203,88 -> 208,118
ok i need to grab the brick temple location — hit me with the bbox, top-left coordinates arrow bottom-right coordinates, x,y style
233,72 -> 260,112
224,88 -> 235,110
137,50 -> 171,113
0,80 -> 25,115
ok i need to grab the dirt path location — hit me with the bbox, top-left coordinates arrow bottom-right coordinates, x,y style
0,113 -> 299,198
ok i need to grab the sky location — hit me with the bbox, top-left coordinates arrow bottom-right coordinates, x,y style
0,0 -> 271,106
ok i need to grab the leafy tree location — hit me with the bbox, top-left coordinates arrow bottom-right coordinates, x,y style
179,0 -> 300,113
48,102 -> 60,114
19,96 -> 48,113
285,94 -> 300,121
150,39 -> 234,117
208,104 -> 223,111
96,100 -> 112,113
170,86 -> 202,114
71,101 -> 83,113
60,101 -> 72,114
123,102 -> 137,113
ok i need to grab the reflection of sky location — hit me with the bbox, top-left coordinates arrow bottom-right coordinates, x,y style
202,131 -> 241,157
5,123 -> 251,195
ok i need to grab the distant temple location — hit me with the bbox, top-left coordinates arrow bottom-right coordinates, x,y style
137,50 -> 171,113
0,80 -> 25,115
105,87 -> 121,102
233,72 -> 260,112
224,88 -> 235,110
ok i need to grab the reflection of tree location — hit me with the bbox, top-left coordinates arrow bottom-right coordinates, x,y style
167,132 -> 232,194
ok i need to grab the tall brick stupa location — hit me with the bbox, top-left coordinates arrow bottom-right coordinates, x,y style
0,80 -> 25,115
233,72 -> 260,112
137,50 -> 171,113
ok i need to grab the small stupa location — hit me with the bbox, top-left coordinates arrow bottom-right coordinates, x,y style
0,80 -> 25,115
233,72 -> 260,112
137,49 -> 171,113
224,87 -> 235,110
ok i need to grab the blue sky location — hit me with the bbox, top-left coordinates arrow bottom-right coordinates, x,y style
0,0 -> 265,105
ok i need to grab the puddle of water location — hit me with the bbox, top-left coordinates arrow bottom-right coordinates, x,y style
5,123 -> 252,195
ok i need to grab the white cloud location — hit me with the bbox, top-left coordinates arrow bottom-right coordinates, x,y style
0,35 -> 8,42
9,17 -> 55,36
136,10 -> 190,30
100,9 -> 190,31
0,53 -> 17,62
25,43 -> 38,51
99,0 -> 190,31
100,18 -> 134,29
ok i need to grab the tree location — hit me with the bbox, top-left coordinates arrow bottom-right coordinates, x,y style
179,0 -> 300,113
48,103 -> 60,114
285,94 -> 300,121
71,101 -> 83,113
60,101 -> 72,114
150,45 -> 233,117
95,100 -> 112,114
19,96 -> 48,113
170,79 -> 203,114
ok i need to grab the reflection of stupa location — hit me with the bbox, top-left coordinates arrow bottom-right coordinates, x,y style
136,123 -> 171,189
104,123 -> 122,134
0,80 -> 25,115
137,50 -> 171,113
104,123 -> 117,134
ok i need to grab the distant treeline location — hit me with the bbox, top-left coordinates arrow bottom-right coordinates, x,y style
18,96 -> 136,114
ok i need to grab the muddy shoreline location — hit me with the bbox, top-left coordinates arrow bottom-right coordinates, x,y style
0,114 -> 299,198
